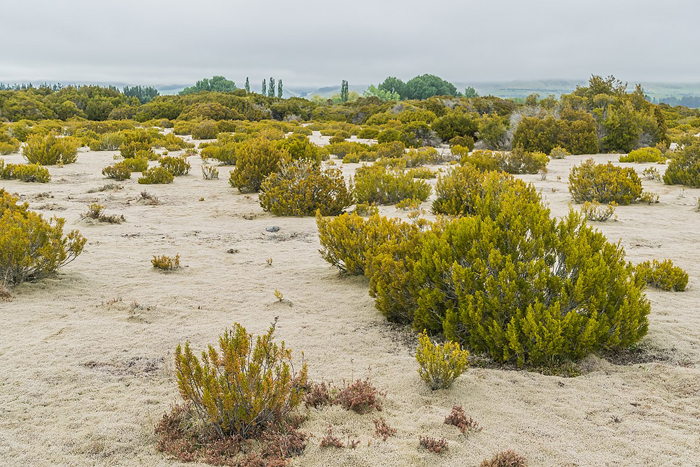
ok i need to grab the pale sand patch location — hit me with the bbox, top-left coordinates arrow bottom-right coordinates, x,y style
0,148 -> 698,466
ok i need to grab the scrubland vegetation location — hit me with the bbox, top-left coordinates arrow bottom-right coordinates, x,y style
1,73 -> 699,467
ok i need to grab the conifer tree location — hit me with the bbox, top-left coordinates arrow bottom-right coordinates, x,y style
277,79 -> 283,98
245,77 -> 250,93
261,79 -> 267,96
340,80 -> 349,102
269,77 -> 276,97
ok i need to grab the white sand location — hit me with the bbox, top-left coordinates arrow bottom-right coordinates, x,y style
1,147 -> 699,467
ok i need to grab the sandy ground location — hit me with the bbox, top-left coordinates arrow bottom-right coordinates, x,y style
1,137 -> 699,467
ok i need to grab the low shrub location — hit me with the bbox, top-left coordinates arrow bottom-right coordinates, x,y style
0,161 -> 51,183
354,164 -> 430,205
449,135 -> 475,151
335,378 -> 384,414
460,148 -> 548,174
122,156 -> 149,172
23,132 -> 79,165
174,319 -> 307,439
407,167 -> 435,179
580,201 -> 616,222
81,203 -> 124,224
418,436 -> 448,454
120,140 -> 152,159
480,450 -> 527,467
635,259 -> 688,291
277,133 -> 326,163
358,128 -> 380,139
642,166 -> 661,181
0,190 -> 86,286
639,191 -> 659,204
663,142 -> 700,187
444,405 -> 481,435
229,137 -> 289,192
88,132 -> 125,151
259,160 -> 353,216
569,159 -> 643,205
0,133 -> 22,154
102,163 -> 131,181
200,140 -> 237,165
160,156 -> 190,176
139,167 -> 174,184
416,331 -> 469,390
328,135 -> 346,144
619,147 -> 665,163
191,120 -> 219,140
152,254 -> 180,270
201,165 -> 219,180
319,426 -> 345,449
373,418 -> 397,441
549,146 -> 570,159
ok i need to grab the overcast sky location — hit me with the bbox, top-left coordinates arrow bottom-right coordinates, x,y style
2,0 -> 698,88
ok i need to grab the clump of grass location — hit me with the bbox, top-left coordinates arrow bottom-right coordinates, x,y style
152,254 -> 180,271
201,164 -> 219,180
138,191 -> 160,205
81,203 -> 125,224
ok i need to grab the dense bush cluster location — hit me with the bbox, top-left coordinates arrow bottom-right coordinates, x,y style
635,259 -> 688,291
259,160 -> 353,216
353,164 -> 431,205
460,148 -> 548,174
663,141 -> 700,187
619,147 -> 665,163
23,132 -> 78,165
229,137 -> 289,192
138,166 -> 174,184
317,170 -> 650,366
569,159 -> 643,205
512,112 -> 599,155
0,190 -> 86,286
0,160 -> 51,182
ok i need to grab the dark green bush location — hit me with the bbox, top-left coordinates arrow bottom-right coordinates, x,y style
138,167 -> 174,184
663,142 -> 700,187
353,164 -> 431,205
259,160 -> 353,216
569,159 -> 643,205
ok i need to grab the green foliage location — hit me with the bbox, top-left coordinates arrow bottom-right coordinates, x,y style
569,159 -> 643,205
159,156 -> 190,176
415,331 -> 469,390
174,319 -> 307,439
0,160 -> 51,183
23,132 -> 78,165
228,137 -> 289,192
354,164 -> 431,205
619,147 -> 665,163
0,190 -> 86,286
190,120 -> 218,140
122,85 -> 159,104
550,146 -> 570,159
277,134 -> 325,163
102,163 -> 131,181
152,254 -> 180,271
138,166 -> 174,184
259,160 -> 353,216
580,201 -> 616,222
358,128 -> 380,139
432,112 -> 478,142
119,140 -> 152,159
642,166 -> 661,181
179,76 -> 237,95
88,132 -> 125,151
363,85 -> 400,102
200,138 -> 237,165
663,142 -> 700,187
0,128 -> 21,154
449,135 -> 475,151
122,156 -> 149,172
635,259 -> 688,291
201,164 -> 219,180
512,113 -> 599,155
478,114 -> 509,150
459,148 -> 548,174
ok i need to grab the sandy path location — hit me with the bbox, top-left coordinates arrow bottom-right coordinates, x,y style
0,146 -> 699,466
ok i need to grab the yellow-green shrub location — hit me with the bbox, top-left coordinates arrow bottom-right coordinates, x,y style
174,319 -> 307,438
619,147 -> 665,163
663,141 -> 700,187
580,201 -> 616,222
102,163 -> 131,181
416,331 -> 469,390
0,190 -> 86,286
353,164 -> 431,205
259,160 -> 353,216
550,146 -> 570,159
138,167 -> 174,184
460,148 -> 548,174
0,161 -> 51,183
228,137 -> 289,192
152,254 -> 180,270
0,129 -> 21,154
277,134 -> 326,163
200,139 -> 237,165
122,156 -> 149,172
358,128 -> 380,139
159,156 -> 190,176
569,159 -> 643,205
635,259 -> 688,291
191,120 -> 219,140
173,120 -> 194,135
88,132 -> 125,151
119,140 -> 152,159
23,132 -> 79,165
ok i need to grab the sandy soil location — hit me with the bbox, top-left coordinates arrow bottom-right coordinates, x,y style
1,138 -> 699,467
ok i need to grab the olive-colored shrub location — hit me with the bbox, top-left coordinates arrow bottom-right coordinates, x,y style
358,128 -> 380,139
663,142 -> 700,187
0,190 -> 86,286
259,160 -> 353,216
635,259 -> 688,291
159,156 -> 190,176
88,132 -> 125,151
550,146 -> 570,159
318,173 -> 650,366
0,129 -> 21,154
278,134 -> 326,163
619,147 -> 665,163
174,319 -> 307,438
23,132 -> 79,165
580,201 -> 616,222
228,137 -> 289,192
119,140 -> 152,159
138,167 -> 174,184
173,120 -> 194,135
449,135 -> 475,151
353,164 -> 431,205
102,163 -> 131,181
152,254 -> 180,271
191,120 -> 219,140
0,160 -> 51,183
200,139 -> 237,165
415,331 -> 469,390
569,159 -> 643,205
460,148 -> 548,174
122,156 -> 149,172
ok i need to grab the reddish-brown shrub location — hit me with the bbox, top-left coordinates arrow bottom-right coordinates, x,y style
418,436 -> 448,454
444,405 -> 482,435
336,378 -> 384,414
480,449 -> 528,467
373,417 -> 397,441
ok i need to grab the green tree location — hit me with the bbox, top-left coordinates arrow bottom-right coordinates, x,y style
463,86 -> 478,98
262,79 -> 267,96
269,77 -> 276,98
403,74 -> 459,100
179,76 -> 236,95
245,77 -> 250,93
340,80 -> 349,102
378,76 -> 407,99
122,85 -> 159,104
277,79 -> 283,98
363,85 -> 399,102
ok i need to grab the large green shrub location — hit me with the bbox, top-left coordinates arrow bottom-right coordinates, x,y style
174,319 -> 307,439
569,159 -> 643,205
259,160 -> 353,216
1,190 -> 86,286
23,132 -> 79,165
663,142 -> 700,187
353,164 -> 431,205
229,137 -> 289,192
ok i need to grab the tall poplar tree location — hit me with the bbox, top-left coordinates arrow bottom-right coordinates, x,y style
245,77 -> 250,93
269,77 -> 276,97
277,79 -> 283,98
262,79 -> 267,96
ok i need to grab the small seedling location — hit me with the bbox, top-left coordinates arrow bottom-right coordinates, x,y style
274,290 -> 284,302
266,257 -> 273,266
